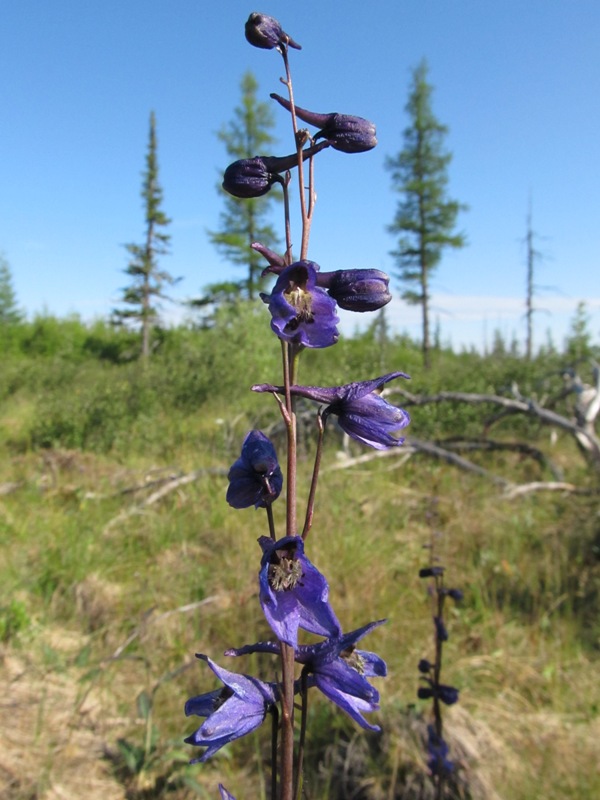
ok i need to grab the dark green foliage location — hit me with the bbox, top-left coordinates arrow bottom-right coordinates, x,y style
207,71 -> 281,301
386,61 -> 467,368
112,112 -> 177,359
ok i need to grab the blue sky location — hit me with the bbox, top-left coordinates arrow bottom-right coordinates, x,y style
1,0 -> 599,351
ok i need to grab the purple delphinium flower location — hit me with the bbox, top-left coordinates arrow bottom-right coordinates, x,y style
253,372 -> 410,449
218,786 -> 236,800
225,619 -> 387,730
258,535 -> 341,647
260,260 -> 339,348
427,725 -> 454,776
184,656 -> 276,762
226,430 -> 283,510
270,93 -> 377,153
223,143 -> 330,199
245,12 -> 301,51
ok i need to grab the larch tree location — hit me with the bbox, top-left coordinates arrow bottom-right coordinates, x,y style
208,71 -> 280,301
0,254 -> 23,326
386,60 -> 466,368
113,111 -> 176,360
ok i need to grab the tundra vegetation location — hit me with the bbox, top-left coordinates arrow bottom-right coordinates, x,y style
0,308 -> 599,799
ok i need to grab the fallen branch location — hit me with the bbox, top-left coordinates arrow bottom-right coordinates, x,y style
325,437 -> 511,487
389,387 -> 600,465
103,467 -> 227,535
502,481 -> 598,499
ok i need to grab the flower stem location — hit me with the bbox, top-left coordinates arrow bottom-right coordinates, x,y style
293,668 -> 309,800
266,503 -> 276,541
279,338 -> 298,800
302,411 -> 326,540
270,705 -> 279,800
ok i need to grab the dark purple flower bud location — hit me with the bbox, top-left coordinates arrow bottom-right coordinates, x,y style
427,725 -> 454,775
419,566 -> 444,578
418,679 -> 459,706
316,268 -> 391,312
218,787 -> 236,800
418,658 -> 432,674
434,616 -> 449,642
437,684 -> 460,705
245,12 -> 301,51
260,260 -> 339,349
184,656 -> 277,762
223,157 -> 282,199
253,372 -> 410,450
447,588 -> 464,602
226,430 -> 283,509
258,535 -> 341,647
223,142 -> 330,199
271,93 -> 377,153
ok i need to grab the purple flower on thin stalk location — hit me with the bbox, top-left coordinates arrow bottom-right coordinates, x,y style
258,535 -> 341,647
253,372 -> 410,449
245,12 -> 301,51
184,656 -> 276,762
226,430 -> 283,510
261,260 -> 339,349
226,619 -> 387,730
223,142 -> 330,199
270,93 -> 377,153
427,725 -> 454,776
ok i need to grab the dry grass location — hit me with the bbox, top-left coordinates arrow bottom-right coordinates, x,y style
0,430 -> 599,799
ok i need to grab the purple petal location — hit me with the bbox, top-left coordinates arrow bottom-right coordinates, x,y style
314,675 -> 381,731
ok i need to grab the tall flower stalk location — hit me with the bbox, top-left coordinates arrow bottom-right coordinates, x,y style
185,12 -> 408,799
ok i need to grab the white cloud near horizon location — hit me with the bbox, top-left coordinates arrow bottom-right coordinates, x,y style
339,294 -> 600,351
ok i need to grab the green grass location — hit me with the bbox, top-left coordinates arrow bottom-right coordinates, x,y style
0,315 -> 599,799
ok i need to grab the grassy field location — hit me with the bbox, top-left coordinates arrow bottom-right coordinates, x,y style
1,312 -> 599,799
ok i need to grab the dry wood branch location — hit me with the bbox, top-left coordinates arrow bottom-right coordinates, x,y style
103,466 -> 227,535
439,437 -> 563,480
109,596 -> 221,661
0,481 -> 22,496
388,387 -> 600,465
324,437 -> 511,487
502,481 -> 598,500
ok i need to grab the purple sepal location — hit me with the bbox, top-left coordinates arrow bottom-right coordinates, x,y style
184,656 -> 276,762
270,93 -> 377,153
253,372 -> 410,449
261,261 -> 339,348
258,535 -> 341,647
226,430 -> 283,509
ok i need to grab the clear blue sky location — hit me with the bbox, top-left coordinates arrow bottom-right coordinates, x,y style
1,0 -> 599,351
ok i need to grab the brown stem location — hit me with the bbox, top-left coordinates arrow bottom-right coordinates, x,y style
302,411 -> 326,540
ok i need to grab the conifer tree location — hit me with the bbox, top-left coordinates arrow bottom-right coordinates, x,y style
386,61 -> 466,368
0,254 -> 23,325
113,111 -> 176,359
208,71 -> 280,300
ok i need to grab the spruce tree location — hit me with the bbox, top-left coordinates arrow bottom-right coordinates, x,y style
113,111 -> 176,359
386,61 -> 466,368
208,71 -> 280,300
